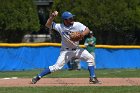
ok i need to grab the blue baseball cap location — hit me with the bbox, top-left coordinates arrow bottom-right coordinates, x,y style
62,11 -> 75,19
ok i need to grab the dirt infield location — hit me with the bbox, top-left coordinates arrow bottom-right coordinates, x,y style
0,78 -> 140,87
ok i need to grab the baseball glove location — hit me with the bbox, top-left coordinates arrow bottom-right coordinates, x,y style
70,32 -> 83,41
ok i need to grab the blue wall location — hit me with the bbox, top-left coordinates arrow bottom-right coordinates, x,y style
0,46 -> 140,71
95,49 -> 140,69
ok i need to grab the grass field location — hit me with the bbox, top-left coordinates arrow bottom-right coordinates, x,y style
0,69 -> 140,93
0,69 -> 140,78
0,86 -> 140,93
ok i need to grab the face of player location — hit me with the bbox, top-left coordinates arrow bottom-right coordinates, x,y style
64,17 -> 74,26
90,34 -> 94,37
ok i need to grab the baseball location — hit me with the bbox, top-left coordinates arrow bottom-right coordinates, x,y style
54,11 -> 58,15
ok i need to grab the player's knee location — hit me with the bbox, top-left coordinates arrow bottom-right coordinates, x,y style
87,56 -> 95,66
49,65 -> 61,72
88,61 -> 95,66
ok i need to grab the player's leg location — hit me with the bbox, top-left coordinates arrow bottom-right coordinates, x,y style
77,48 -> 101,84
74,58 -> 81,70
90,52 -> 96,68
31,51 -> 73,84
31,67 -> 51,84
67,60 -> 73,70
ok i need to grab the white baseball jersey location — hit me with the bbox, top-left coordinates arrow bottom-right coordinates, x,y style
49,22 -> 95,72
52,22 -> 86,49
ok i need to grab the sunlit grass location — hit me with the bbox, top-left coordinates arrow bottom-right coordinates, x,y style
0,86 -> 140,93
0,69 -> 140,78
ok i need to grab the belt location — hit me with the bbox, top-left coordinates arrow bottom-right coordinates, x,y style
66,48 -> 77,51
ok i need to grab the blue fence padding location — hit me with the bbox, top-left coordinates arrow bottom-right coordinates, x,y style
0,47 -> 60,71
95,48 -> 140,69
0,47 -> 140,71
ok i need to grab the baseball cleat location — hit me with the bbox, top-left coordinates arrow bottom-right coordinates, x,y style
31,76 -> 40,84
89,77 -> 101,84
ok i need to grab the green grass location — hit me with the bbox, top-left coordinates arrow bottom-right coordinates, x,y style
0,69 -> 140,78
0,69 -> 140,93
0,86 -> 140,93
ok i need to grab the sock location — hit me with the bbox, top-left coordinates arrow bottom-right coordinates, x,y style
38,68 -> 51,78
88,66 -> 96,78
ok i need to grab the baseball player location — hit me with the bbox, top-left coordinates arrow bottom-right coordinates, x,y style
31,11 -> 101,84
84,31 -> 96,58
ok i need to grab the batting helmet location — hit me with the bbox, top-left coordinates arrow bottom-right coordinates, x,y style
62,11 -> 75,19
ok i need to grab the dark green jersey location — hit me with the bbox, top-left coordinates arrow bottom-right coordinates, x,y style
84,37 -> 96,53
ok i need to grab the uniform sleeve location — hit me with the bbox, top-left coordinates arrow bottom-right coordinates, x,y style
51,22 -> 60,33
77,22 -> 87,32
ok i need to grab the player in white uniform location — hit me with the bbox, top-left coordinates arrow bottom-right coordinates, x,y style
31,11 -> 101,84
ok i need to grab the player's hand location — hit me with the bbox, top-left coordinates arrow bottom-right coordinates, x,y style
50,11 -> 58,18
89,42 -> 93,44
88,42 -> 94,46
